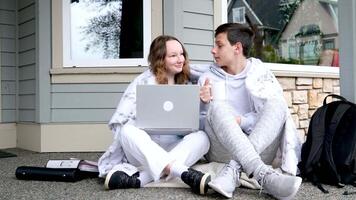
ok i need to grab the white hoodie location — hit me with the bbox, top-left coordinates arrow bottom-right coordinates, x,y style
198,59 -> 257,134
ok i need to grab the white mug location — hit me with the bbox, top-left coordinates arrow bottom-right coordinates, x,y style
211,82 -> 226,101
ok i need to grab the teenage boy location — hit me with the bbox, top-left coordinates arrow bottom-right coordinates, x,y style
198,23 -> 302,200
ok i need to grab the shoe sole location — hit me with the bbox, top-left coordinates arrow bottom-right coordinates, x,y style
208,181 -> 233,198
104,169 -> 117,190
277,177 -> 302,200
199,173 -> 211,195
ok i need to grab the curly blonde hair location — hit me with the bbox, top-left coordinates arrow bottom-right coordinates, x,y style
148,35 -> 190,84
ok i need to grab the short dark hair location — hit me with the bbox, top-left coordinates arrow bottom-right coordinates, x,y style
215,23 -> 254,57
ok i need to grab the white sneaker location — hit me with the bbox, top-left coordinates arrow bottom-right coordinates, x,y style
208,160 -> 241,198
257,168 -> 302,200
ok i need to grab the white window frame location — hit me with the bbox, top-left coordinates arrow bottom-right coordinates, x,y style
62,0 -> 151,67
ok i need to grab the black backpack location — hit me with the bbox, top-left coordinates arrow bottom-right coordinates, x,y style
298,94 -> 356,193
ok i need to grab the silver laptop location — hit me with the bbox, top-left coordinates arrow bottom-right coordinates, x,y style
136,85 -> 200,135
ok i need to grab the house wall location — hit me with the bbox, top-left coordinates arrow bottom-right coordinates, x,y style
0,0 -> 17,123
18,0 -> 36,122
0,0 -> 17,148
164,0 -> 214,64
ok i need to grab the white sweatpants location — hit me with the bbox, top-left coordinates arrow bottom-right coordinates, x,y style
205,99 -> 286,176
119,124 -> 210,181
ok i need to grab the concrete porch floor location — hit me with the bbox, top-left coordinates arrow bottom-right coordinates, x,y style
0,148 -> 355,200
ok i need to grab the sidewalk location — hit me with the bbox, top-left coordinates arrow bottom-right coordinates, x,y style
0,148 -> 354,200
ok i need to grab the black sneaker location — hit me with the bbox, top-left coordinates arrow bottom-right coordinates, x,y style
104,170 -> 141,190
181,168 -> 211,195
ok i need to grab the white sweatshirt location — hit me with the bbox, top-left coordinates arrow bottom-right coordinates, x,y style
198,59 -> 257,134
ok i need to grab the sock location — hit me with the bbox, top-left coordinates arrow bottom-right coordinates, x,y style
169,163 -> 189,178
138,170 -> 153,187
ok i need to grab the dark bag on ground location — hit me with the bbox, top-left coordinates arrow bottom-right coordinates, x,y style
15,166 -> 98,182
298,94 -> 356,193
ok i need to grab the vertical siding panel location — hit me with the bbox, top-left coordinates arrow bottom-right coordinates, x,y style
37,0 -> 51,123
0,25 -> 16,38
17,0 -> 36,122
1,66 -> 16,80
0,10 -> 16,24
18,0 -> 34,10
0,38 -> 16,52
0,0 -> 17,123
18,4 -> 35,24
0,0 -> 16,10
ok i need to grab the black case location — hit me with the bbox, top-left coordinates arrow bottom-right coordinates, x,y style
15,166 -> 82,182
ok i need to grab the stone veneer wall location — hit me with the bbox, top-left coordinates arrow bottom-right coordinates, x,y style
276,77 -> 340,142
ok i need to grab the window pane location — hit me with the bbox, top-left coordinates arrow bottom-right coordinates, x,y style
232,7 -> 246,24
69,0 -> 144,61
70,0 -> 122,59
228,0 -> 339,67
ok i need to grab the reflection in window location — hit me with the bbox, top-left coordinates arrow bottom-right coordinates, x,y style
70,0 -> 143,60
323,39 -> 335,50
70,0 -> 122,59
232,7 -> 246,24
63,0 -> 149,67
288,44 -> 297,59
227,0 -> 339,67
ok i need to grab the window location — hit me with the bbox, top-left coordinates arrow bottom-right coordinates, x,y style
288,43 -> 297,59
323,39 -> 335,50
62,0 -> 151,67
228,0 -> 339,67
232,7 -> 246,24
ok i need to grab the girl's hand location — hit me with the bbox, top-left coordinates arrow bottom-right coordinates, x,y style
200,79 -> 212,103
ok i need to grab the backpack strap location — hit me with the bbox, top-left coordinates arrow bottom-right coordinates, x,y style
323,94 -> 348,105
324,101 -> 352,188
328,103 -> 351,139
304,107 -> 327,173
326,101 -> 352,180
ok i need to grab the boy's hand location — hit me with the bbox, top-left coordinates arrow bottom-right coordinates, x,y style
236,116 -> 241,125
200,79 -> 212,103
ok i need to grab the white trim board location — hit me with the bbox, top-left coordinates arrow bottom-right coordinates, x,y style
0,123 -> 17,149
16,123 -> 113,152
268,63 -> 340,78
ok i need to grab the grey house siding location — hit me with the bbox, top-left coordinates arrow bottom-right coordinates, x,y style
50,83 -> 125,122
0,0 -> 17,122
164,0 -> 214,64
18,0 -> 36,122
